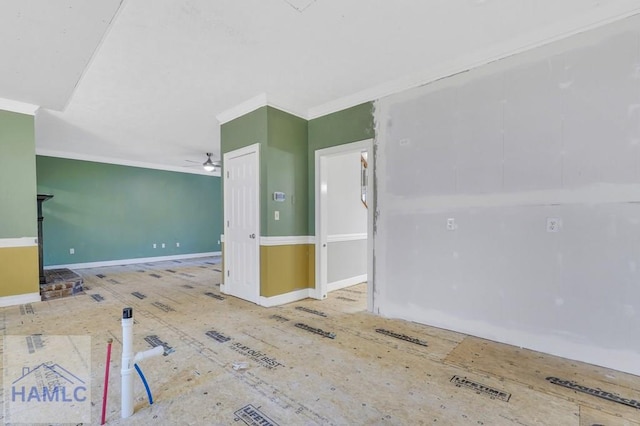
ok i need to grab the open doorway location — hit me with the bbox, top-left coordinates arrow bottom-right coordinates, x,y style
315,139 -> 374,312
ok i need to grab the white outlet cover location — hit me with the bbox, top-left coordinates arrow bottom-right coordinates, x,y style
546,217 -> 561,232
176,242 -> 180,247
153,243 -> 157,248
69,248 -> 74,254
446,218 -> 456,230
162,243 -> 166,248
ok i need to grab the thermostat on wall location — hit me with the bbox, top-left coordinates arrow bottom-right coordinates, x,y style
273,192 -> 286,202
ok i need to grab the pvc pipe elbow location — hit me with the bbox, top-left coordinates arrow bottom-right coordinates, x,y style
134,345 -> 164,363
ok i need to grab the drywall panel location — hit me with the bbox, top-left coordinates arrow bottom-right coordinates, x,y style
387,88 -> 457,196
454,73 -> 504,194
374,15 -> 640,375
503,55 -> 563,191
562,31 -> 640,187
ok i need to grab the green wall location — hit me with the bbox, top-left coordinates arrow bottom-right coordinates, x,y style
0,110 -> 37,238
221,106 -> 269,235
219,103 -> 374,297
36,156 -> 222,266
266,107 -> 308,236
220,103 -> 374,239
307,102 -> 375,233
221,106 -> 308,237
220,107 -> 268,154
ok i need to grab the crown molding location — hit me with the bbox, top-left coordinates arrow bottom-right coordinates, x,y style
36,148 -> 221,177
0,97 -> 40,116
216,93 -> 268,124
216,93 -> 307,125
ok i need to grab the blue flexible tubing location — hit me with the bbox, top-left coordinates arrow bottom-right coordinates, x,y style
134,363 -> 154,405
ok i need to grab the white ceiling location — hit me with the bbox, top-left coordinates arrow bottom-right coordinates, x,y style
2,0 -> 640,175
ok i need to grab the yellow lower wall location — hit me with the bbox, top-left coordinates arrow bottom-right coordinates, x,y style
0,246 -> 39,297
260,244 -> 314,297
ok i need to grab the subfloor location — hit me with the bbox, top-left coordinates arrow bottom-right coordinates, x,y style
2,257 -> 640,425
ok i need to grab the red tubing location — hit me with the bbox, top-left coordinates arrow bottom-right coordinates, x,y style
101,339 -> 113,425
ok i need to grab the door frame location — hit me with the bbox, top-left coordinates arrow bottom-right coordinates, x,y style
314,138 -> 374,312
221,143 -> 261,304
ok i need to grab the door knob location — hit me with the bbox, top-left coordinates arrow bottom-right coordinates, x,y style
249,233 -> 255,239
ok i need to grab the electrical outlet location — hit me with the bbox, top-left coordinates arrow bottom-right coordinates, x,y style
69,248 -> 75,255
547,217 -> 561,232
161,243 -> 166,248
176,242 -> 180,247
275,211 -> 280,221
153,243 -> 157,248
446,218 -> 456,231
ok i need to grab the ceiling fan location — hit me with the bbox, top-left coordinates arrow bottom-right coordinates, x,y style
185,153 -> 220,172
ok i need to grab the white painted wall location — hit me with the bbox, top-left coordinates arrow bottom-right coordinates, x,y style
374,15 -> 640,375
327,151 -> 367,288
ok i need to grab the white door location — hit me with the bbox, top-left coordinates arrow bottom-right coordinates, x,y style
223,144 -> 260,304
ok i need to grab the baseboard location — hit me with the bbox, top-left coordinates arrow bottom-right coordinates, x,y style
0,292 -> 41,307
328,274 -> 367,292
44,252 -> 222,270
259,288 -> 311,307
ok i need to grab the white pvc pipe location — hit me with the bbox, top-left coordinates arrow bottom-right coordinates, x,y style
121,308 -> 134,418
121,307 -> 164,419
134,346 -> 164,363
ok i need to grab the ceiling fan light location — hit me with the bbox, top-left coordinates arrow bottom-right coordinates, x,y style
202,152 -> 216,171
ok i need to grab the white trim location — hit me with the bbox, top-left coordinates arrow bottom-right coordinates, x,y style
44,252 -> 221,270
0,292 -> 41,308
223,142 -> 261,160
259,288 -> 311,308
328,274 -> 368,293
0,237 -> 38,248
0,97 -> 39,116
265,93 -> 308,121
216,93 -> 267,124
327,233 -> 367,244
260,236 -> 314,246
216,93 -> 307,125
36,149 -> 222,177
307,8 -> 640,120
